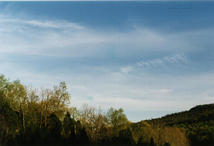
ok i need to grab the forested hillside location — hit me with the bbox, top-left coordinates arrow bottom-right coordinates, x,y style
0,75 -> 213,146
145,104 -> 214,146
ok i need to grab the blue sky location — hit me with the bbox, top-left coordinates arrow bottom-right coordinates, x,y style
0,1 -> 214,121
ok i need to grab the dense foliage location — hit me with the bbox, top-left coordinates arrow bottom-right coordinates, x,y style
0,75 -> 212,146
147,104 -> 214,146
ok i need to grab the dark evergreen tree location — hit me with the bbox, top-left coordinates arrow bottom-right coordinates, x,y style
137,136 -> 149,146
118,128 -> 135,146
47,114 -> 62,143
63,112 -> 77,145
150,137 -> 155,146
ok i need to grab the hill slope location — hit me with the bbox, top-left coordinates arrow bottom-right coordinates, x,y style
147,103 -> 214,126
144,104 -> 214,146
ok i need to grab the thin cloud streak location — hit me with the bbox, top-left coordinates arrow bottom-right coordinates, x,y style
137,54 -> 188,69
0,14 -> 198,57
0,18 -> 83,29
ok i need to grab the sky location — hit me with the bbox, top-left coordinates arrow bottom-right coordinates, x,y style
0,1 -> 214,122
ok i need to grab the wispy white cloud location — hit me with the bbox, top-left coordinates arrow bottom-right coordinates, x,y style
137,54 -> 188,69
0,14 -> 184,57
119,54 -> 189,75
0,17 -> 84,30
1,13 -> 213,60
120,66 -> 133,73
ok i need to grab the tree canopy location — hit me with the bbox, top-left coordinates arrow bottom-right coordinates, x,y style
0,75 -> 213,146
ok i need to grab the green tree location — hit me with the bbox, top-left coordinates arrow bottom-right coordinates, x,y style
0,95 -> 18,144
107,107 -> 129,135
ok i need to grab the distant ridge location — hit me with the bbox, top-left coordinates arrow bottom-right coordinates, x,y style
137,103 -> 214,146
143,103 -> 214,126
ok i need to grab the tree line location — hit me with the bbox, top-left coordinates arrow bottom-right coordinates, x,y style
0,75 -> 200,146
